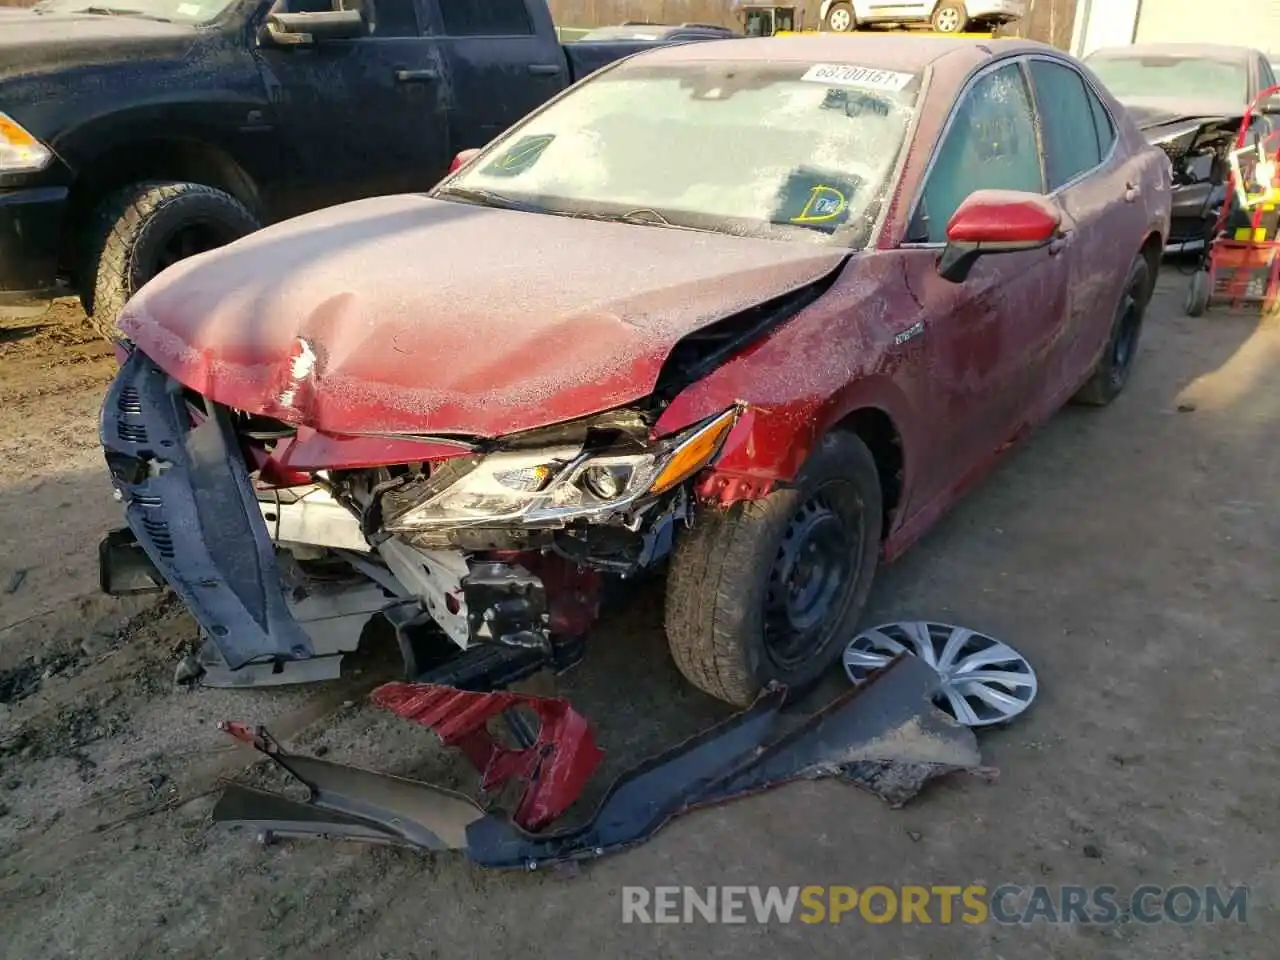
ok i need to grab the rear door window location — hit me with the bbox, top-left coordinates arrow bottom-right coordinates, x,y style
1030,59 -> 1103,190
916,61 -> 1044,243
439,0 -> 534,35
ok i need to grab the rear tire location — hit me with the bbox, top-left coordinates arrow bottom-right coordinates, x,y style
824,1 -> 856,32
664,431 -> 883,706
1072,255 -> 1151,407
931,2 -> 968,32
81,181 -> 260,340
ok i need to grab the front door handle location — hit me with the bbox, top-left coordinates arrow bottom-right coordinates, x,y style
1048,230 -> 1075,256
527,63 -> 563,76
395,68 -> 439,83
1124,181 -> 1141,203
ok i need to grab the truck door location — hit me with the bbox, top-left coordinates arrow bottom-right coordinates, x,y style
428,0 -> 569,151
254,0 -> 451,218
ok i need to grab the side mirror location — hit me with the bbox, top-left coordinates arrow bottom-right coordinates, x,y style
937,190 -> 1062,284
264,9 -> 365,46
448,148 -> 482,174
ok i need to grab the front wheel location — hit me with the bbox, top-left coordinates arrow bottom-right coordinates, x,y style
824,1 -> 856,32
81,181 -> 261,340
1072,255 -> 1151,407
664,431 -> 883,706
931,2 -> 968,32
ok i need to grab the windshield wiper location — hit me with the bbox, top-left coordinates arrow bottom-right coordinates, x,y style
571,209 -> 717,233
72,6 -> 174,19
433,186 -> 549,214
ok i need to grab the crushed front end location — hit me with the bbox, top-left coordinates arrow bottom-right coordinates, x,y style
99,345 -> 738,688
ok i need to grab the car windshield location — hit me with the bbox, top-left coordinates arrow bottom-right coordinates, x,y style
438,59 -> 921,247
32,0 -> 235,23
1086,53 -> 1248,103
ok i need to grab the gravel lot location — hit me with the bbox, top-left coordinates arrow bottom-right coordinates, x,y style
0,272 -> 1276,959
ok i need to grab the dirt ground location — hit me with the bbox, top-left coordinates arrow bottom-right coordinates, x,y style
0,274 -> 1276,959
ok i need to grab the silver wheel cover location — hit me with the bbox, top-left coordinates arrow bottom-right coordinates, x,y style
844,621 -> 1037,726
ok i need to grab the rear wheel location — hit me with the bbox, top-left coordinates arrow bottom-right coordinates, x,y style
1072,255 -> 1151,407
824,1 -> 855,32
81,180 -> 260,340
931,2 -> 968,32
664,431 -> 883,706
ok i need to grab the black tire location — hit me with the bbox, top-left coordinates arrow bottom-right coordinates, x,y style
931,2 -> 968,32
664,431 -> 883,706
823,1 -> 856,32
1072,255 -> 1151,407
81,181 -> 260,340
1185,269 -> 1211,317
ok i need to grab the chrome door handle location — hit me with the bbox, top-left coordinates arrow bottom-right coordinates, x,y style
395,68 -> 439,83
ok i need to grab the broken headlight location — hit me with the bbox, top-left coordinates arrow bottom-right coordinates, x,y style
384,408 -> 737,531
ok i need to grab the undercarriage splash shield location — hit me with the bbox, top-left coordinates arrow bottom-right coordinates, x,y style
211,656 -> 992,869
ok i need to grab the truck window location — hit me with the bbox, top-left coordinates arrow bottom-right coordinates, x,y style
439,0 -> 534,36
356,0 -> 420,36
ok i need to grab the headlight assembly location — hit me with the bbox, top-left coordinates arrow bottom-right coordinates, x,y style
0,112 -> 53,174
385,407 -> 738,532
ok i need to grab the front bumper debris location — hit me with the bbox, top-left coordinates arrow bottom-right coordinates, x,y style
101,350 -> 321,674
212,655 -> 995,869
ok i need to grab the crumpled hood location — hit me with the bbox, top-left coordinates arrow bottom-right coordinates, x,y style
1121,94 -> 1243,131
122,194 -> 846,438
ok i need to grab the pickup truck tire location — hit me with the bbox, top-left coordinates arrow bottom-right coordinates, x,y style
823,1 -> 856,31
931,2 -> 969,32
664,431 -> 882,706
81,181 -> 260,340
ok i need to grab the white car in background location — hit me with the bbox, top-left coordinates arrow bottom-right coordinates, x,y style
820,0 -> 1026,34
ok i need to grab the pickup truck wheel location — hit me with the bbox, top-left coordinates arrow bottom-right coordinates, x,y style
81,181 -> 260,340
931,2 -> 968,32
664,431 -> 883,706
1071,255 -> 1151,407
824,2 -> 855,31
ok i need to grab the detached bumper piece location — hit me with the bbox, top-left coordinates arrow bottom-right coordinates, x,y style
212,655 -> 994,870
101,351 -> 323,678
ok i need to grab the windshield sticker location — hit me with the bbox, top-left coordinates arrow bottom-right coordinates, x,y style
482,134 -> 555,177
774,168 -> 861,232
800,63 -> 914,92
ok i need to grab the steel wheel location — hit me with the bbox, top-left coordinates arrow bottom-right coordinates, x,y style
763,490 -> 862,668
843,621 -> 1037,726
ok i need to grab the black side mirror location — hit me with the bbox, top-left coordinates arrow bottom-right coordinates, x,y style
264,9 -> 366,46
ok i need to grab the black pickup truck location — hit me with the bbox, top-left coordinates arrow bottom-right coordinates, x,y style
0,0 -> 679,336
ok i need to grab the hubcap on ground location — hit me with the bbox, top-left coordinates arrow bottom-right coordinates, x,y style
843,621 -> 1037,726
763,493 -> 859,667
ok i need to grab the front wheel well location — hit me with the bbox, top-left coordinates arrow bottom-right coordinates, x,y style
62,138 -> 261,279
833,407 -> 903,538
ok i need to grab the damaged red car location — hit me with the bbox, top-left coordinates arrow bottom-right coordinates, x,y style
99,36 -> 1171,706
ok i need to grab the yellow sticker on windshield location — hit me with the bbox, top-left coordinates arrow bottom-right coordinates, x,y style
791,184 -> 848,224
800,63 -> 914,92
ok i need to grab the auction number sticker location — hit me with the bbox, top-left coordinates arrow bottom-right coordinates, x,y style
800,63 -> 914,92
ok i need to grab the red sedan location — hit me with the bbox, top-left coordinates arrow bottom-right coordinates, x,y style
99,36 -> 1172,705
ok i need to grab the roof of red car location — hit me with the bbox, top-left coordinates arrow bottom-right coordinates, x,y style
635,34 -> 1059,74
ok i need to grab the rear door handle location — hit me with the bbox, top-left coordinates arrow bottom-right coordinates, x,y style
1124,181 -> 1141,203
395,68 -> 439,83
527,63 -> 563,76
1048,230 -> 1075,256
